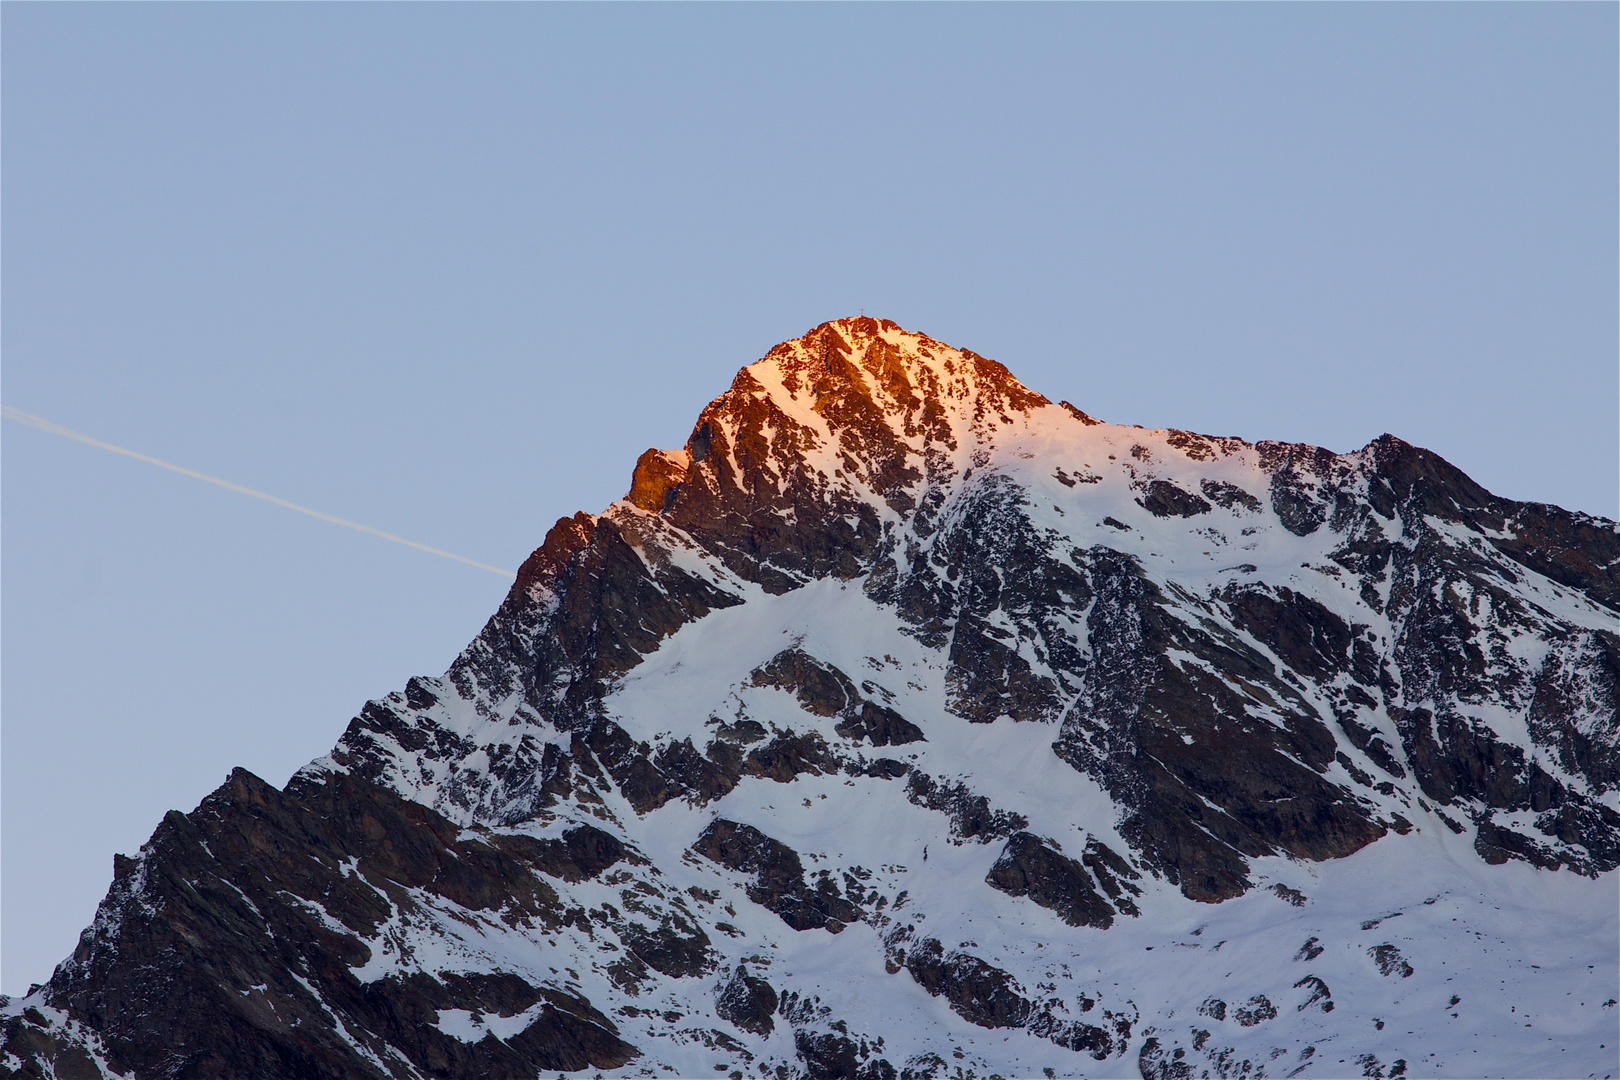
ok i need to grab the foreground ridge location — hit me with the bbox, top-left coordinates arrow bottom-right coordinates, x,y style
6,317 -> 1617,1080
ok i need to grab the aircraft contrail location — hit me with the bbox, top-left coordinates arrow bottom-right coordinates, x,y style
2,404 -> 516,579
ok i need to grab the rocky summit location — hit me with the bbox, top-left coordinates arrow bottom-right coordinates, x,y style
4,317 -> 1617,1080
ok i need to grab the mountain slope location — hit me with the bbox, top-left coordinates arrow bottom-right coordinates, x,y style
5,317 -> 1617,1080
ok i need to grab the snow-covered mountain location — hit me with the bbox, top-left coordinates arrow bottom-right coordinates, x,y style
5,317 -> 1617,1080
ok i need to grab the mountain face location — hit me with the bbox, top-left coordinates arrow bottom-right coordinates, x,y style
5,317 -> 1617,1080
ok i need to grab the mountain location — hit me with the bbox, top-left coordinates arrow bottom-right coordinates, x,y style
4,317 -> 1617,1080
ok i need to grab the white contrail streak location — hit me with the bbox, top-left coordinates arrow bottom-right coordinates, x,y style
2,404 -> 516,579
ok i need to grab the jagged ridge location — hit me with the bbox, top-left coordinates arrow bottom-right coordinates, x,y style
5,317 -> 1616,1080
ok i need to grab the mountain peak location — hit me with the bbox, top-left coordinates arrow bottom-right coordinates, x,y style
745,316 -> 1054,438
7,321 -> 1617,1080
619,319 -> 1066,530
613,320 -> 1083,594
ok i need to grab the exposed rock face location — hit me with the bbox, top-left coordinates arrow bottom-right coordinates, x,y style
714,966 -> 777,1037
5,316 -> 1616,1079
751,649 -> 925,747
7,768 -> 637,1079
903,772 -> 1028,843
900,939 -> 1031,1029
984,832 -> 1119,929
692,819 -> 860,933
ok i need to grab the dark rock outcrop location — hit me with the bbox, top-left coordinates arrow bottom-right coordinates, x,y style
8,768 -> 636,1080
835,702 -> 925,747
501,822 -> 625,882
793,1029 -> 896,1080
1056,551 -> 1387,901
691,819 -> 860,932
984,832 -> 1117,928
748,649 -> 925,747
1137,480 -> 1212,518
902,939 -> 1031,1029
1294,975 -> 1334,1012
905,773 -> 1028,843
714,965 -> 777,1036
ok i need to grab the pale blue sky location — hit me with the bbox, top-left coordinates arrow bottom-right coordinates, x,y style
3,4 -> 1614,993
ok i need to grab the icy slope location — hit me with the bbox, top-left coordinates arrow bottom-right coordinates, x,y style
5,317 -> 1617,1080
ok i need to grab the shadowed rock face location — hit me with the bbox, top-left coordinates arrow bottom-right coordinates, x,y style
794,1029 -> 897,1080
985,832 -> 1118,928
714,965 -> 778,1037
751,649 -> 926,747
1053,552 -> 1388,900
5,317 -> 1616,1079
15,769 -> 636,1080
692,820 -> 860,932
901,939 -> 1031,1029
1137,480 -> 1212,519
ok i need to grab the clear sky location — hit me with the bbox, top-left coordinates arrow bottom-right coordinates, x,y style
3,4 -> 1614,994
